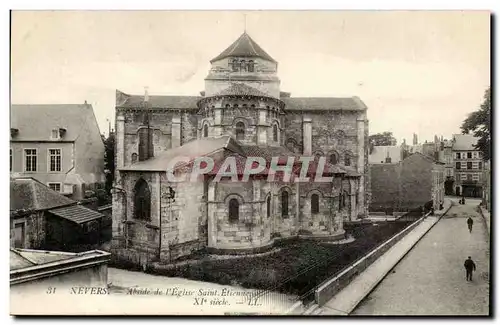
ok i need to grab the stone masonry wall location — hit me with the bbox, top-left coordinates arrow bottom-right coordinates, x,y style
159,172 -> 206,261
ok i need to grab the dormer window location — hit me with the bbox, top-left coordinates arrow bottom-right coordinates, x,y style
51,129 -> 60,140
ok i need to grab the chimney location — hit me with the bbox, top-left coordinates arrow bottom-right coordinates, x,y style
302,116 -> 312,156
385,150 -> 392,163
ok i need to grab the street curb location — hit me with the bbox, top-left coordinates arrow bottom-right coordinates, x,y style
478,205 -> 491,244
343,201 -> 453,315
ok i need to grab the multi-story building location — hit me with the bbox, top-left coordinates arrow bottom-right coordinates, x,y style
112,31 -> 370,266
10,103 -> 106,200
451,134 -> 483,197
443,139 -> 455,195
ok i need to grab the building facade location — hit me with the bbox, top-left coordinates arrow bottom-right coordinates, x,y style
10,103 -> 106,200
112,32 -> 370,266
369,153 -> 445,213
451,134 -> 483,197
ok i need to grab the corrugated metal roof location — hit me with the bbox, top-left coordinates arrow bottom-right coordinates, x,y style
48,205 -> 104,224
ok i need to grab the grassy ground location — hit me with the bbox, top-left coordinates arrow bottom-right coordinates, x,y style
148,220 -> 414,296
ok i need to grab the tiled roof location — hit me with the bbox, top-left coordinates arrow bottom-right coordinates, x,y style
120,136 -> 244,171
210,32 -> 276,63
10,104 -> 96,141
116,90 -> 200,109
282,96 -> 367,111
452,134 -> 479,151
10,177 -> 75,213
212,83 -> 272,98
48,205 -> 105,224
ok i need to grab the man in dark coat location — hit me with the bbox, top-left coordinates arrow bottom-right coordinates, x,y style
464,256 -> 476,281
467,217 -> 474,233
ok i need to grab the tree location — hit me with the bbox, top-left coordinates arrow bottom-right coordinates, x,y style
461,87 -> 491,160
103,132 -> 116,194
369,132 -> 397,154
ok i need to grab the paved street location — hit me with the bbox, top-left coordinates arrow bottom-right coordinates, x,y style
352,199 -> 490,315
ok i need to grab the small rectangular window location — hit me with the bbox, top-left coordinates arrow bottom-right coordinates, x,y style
467,152 -> 472,159
48,183 -> 61,192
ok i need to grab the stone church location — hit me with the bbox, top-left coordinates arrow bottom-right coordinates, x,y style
111,32 -> 370,266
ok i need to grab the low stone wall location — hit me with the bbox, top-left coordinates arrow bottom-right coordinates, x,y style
314,216 -> 426,306
478,205 -> 490,242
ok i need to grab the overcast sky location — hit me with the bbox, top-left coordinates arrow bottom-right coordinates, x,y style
11,10 -> 490,143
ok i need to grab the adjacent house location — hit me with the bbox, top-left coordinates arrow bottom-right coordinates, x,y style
10,177 -> 109,252
10,102 -> 105,200
451,134 -> 484,197
370,152 -> 445,214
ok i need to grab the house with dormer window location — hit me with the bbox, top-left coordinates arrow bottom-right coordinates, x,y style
10,102 -> 105,200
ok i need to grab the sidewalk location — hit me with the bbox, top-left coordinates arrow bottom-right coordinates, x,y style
479,205 -> 490,237
317,216 -> 441,315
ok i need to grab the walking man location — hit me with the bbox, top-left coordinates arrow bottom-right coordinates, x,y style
464,256 -> 476,281
467,217 -> 474,233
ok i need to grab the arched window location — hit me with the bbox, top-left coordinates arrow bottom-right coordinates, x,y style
134,179 -> 151,221
266,195 -> 271,218
236,121 -> 245,140
131,153 -> 138,163
281,191 -> 289,217
248,60 -> 255,72
229,198 -> 239,222
203,124 -> 208,137
329,153 -> 338,165
311,194 -> 319,214
344,155 -> 351,166
273,124 -> 279,142
240,60 -> 246,72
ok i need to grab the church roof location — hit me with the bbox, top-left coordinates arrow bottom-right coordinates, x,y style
119,136 -> 244,172
213,83 -> 273,98
210,32 -> 277,63
282,96 -> 367,111
116,90 -> 200,109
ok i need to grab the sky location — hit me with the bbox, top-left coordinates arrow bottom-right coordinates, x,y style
11,10 -> 491,143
